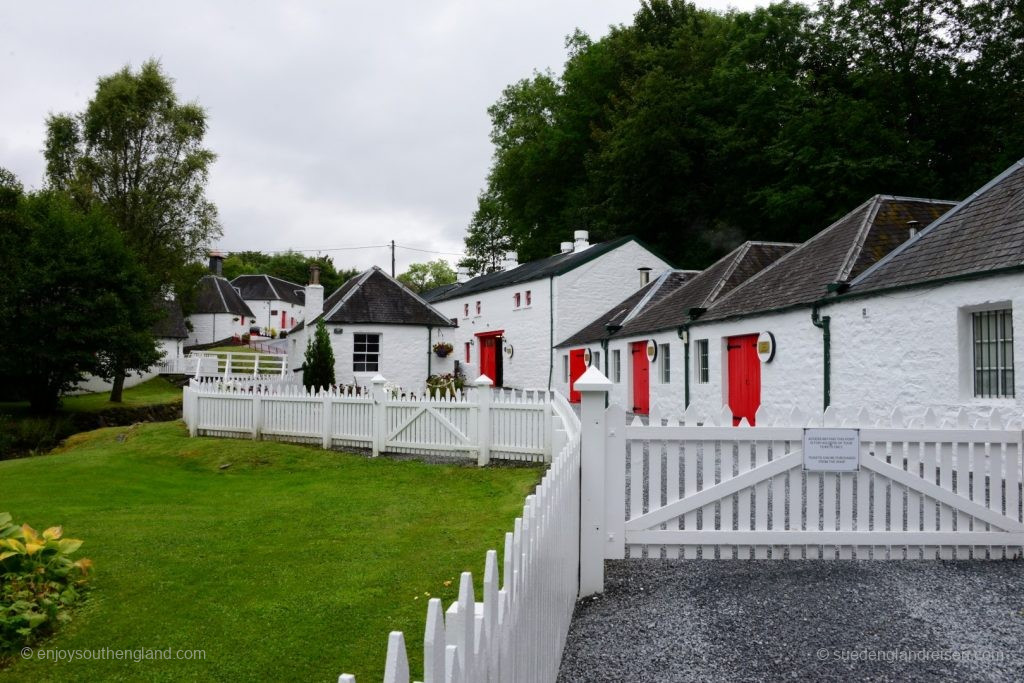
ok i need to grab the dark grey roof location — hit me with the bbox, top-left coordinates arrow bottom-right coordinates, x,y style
850,159 -> 1024,293
556,270 -> 697,348
420,282 -> 462,303
312,267 -> 456,327
231,274 -> 305,305
152,298 -> 188,339
429,236 -> 664,302
617,242 -> 798,336
700,196 -> 956,321
194,275 -> 255,317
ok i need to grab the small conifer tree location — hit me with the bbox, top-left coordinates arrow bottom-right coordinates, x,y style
303,319 -> 335,391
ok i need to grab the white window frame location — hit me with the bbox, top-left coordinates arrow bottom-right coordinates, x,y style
612,349 -> 621,383
353,332 -> 381,373
659,343 -> 670,383
562,354 -> 569,383
971,307 -> 1015,398
696,339 -> 709,384
593,350 -> 601,373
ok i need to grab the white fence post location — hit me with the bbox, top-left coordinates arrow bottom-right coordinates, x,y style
475,375 -> 494,467
577,366 -> 612,596
252,390 -> 262,440
322,389 -> 333,450
371,374 -> 388,457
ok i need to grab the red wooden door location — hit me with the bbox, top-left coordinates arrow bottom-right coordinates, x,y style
631,341 -> 650,415
568,349 -> 587,403
281,311 -> 287,328
727,334 -> 761,426
479,336 -> 497,381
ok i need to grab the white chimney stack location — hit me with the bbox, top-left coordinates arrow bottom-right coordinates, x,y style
573,230 -> 590,252
501,251 -> 519,271
560,242 -> 573,254
304,265 -> 324,326
457,266 -> 471,283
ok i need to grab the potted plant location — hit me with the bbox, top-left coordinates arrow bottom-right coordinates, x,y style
433,341 -> 454,358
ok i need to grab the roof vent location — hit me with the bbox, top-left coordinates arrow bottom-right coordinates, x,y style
309,264 -> 321,285
456,266 -> 471,283
559,242 -> 574,254
638,266 -> 652,287
501,251 -> 519,271
573,230 -> 590,252
907,219 -> 920,241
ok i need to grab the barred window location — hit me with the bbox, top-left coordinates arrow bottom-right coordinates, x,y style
612,350 -> 621,383
660,344 -> 671,383
696,339 -> 709,384
353,333 -> 380,373
593,351 -> 601,373
562,354 -> 569,383
973,309 -> 1014,398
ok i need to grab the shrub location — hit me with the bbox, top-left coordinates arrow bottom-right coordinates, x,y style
0,513 -> 92,653
303,320 -> 335,391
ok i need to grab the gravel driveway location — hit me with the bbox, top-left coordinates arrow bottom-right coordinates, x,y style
558,560 -> 1024,682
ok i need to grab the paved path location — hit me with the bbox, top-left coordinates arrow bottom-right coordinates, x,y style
559,560 -> 1024,682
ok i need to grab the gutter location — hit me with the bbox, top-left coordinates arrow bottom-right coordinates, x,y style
810,305 -> 831,411
678,324 -> 690,409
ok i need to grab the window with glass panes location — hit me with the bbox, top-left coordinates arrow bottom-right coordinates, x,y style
696,339 -> 709,384
353,333 -> 380,372
973,309 -> 1014,398
659,344 -> 670,382
612,350 -> 621,382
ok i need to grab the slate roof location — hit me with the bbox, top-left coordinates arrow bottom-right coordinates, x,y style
850,159 -> 1024,293
152,298 -> 188,339
617,242 -> 799,336
556,270 -> 698,348
193,275 -> 255,317
312,267 -> 456,327
700,196 -> 956,322
420,282 -> 462,303
231,274 -> 305,305
428,236 -> 661,302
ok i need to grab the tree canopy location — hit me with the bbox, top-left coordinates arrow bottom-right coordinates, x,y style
397,259 -> 457,293
467,0 -> 1024,269
222,250 -> 358,297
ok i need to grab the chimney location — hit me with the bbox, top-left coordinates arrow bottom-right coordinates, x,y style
457,266 -> 471,283
907,219 -> 920,241
501,251 -> 519,271
304,264 -> 324,325
559,242 -> 574,254
573,230 -> 590,252
208,251 -> 225,277
638,267 -> 652,287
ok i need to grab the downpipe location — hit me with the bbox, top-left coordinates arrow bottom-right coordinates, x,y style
811,305 -> 831,411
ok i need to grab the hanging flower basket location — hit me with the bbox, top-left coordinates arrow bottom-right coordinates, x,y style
433,341 -> 453,358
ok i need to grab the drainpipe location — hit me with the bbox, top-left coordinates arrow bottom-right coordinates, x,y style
811,305 -> 831,411
678,324 -> 690,409
601,337 -> 610,408
427,325 -> 433,377
547,275 -> 555,391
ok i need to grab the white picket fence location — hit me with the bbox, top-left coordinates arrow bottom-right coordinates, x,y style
182,375 -> 557,463
339,392 -> 582,683
588,399 -> 1024,565
159,351 -> 288,379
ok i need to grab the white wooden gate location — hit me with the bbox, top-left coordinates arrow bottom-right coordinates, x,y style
602,405 -> 1024,561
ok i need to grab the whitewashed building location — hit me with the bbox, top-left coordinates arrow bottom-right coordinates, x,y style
422,231 -> 672,390
231,274 -> 304,335
685,195 -> 956,424
186,254 -> 255,346
826,159 -> 1024,422
287,266 -> 456,392
555,242 -> 795,416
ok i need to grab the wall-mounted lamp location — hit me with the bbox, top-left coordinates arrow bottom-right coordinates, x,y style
333,328 -> 344,334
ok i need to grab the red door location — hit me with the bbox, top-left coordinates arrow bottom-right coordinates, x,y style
476,331 -> 504,386
568,349 -> 587,403
281,311 -> 287,329
631,341 -> 649,415
727,334 -> 761,426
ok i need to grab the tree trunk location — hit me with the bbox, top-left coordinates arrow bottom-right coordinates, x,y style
109,365 -> 126,403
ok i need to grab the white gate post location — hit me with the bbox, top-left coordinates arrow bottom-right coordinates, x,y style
251,390 -> 262,440
321,389 -> 333,450
475,375 -> 494,467
577,366 -> 612,596
371,374 -> 387,457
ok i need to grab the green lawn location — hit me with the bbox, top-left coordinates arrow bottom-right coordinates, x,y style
0,422 -> 542,681
59,377 -> 183,413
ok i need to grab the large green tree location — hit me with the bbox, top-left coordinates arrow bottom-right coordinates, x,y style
397,259 -> 457,293
222,250 -> 358,296
471,0 -> 1024,268
44,60 -> 221,401
0,186 -> 158,413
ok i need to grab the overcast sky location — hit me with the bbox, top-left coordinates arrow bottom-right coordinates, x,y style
1,0 -> 769,274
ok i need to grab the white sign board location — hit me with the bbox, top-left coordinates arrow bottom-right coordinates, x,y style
803,428 -> 860,472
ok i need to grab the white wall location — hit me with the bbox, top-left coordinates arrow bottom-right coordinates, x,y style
829,272 -> 1024,423
433,241 -> 671,391
187,313 -> 250,346
72,338 -> 183,395
242,299 -> 302,333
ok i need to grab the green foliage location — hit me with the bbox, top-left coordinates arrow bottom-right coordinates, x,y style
426,372 -> 465,398
0,512 -> 92,653
43,60 -> 221,400
222,250 -> 358,297
302,320 -> 336,390
397,259 -> 458,293
0,189 -> 159,413
473,0 -> 1024,267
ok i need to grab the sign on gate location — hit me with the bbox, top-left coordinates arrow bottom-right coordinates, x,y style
803,428 -> 860,472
